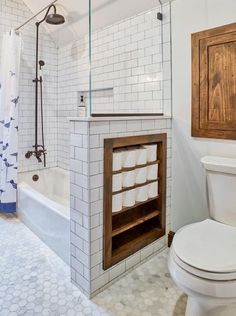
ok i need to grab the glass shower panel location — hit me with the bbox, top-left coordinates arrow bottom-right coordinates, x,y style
57,0 -> 91,168
89,1 -> 171,116
59,0 -> 92,119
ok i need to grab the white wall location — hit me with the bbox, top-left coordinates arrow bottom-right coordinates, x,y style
171,0 -> 236,230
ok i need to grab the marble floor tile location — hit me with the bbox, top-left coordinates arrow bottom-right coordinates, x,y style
0,214 -> 186,316
93,250 -> 187,316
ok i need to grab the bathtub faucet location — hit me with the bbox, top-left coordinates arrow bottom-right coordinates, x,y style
25,146 -> 47,167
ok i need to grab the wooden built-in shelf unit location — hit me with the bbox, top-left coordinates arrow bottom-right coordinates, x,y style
103,134 -> 167,270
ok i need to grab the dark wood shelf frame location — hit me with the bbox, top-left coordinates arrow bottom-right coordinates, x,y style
103,134 -> 167,270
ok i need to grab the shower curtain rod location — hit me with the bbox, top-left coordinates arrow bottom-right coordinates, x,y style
15,0 -> 58,31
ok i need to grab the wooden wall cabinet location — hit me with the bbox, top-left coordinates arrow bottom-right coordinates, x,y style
103,134 -> 166,270
192,23 -> 236,140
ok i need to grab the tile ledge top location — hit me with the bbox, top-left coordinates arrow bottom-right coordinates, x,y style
68,115 -> 172,122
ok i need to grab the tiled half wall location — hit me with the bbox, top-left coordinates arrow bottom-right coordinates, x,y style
69,117 -> 172,298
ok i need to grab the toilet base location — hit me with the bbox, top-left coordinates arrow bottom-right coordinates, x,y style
168,248 -> 236,316
186,297 -> 236,316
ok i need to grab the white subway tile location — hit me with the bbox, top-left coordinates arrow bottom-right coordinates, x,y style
91,272 -> 109,292
90,122 -> 110,134
75,272 -> 90,293
91,239 -> 100,254
75,224 -> 89,242
74,122 -> 89,135
75,148 -> 88,162
125,252 -> 141,270
109,262 -> 126,281
91,226 -> 103,242
91,250 -> 103,267
90,148 -> 103,162
71,134 -> 83,147
141,243 -> 154,260
71,232 -> 83,250
75,248 -> 90,267
110,121 -> 127,133
71,257 -> 83,275
75,199 -> 89,215
127,120 -> 142,132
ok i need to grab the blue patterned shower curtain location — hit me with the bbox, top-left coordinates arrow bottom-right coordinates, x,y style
0,30 -> 21,213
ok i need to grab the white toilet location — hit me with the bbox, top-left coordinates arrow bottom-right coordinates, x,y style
168,156 -> 236,316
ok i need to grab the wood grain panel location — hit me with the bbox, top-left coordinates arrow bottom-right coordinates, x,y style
192,23 -> 236,140
208,42 -> 236,124
103,139 -> 113,269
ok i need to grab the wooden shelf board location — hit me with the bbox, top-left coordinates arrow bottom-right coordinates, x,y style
111,227 -> 165,266
112,210 -> 160,237
112,196 -> 159,216
113,178 -> 159,195
113,160 -> 160,175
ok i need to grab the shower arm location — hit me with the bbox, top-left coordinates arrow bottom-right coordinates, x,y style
37,5 -> 56,25
15,1 -> 58,31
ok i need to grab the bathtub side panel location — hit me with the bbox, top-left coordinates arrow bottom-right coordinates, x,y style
17,186 -> 70,265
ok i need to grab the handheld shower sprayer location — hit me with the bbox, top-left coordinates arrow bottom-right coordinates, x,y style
39,60 -> 45,78
39,60 -> 45,68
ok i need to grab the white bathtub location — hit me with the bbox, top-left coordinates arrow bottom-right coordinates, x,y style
17,167 -> 70,264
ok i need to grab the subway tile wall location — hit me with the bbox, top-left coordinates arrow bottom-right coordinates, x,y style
70,118 -> 172,298
0,0 -> 58,172
1,1 -> 171,172
58,4 -> 171,170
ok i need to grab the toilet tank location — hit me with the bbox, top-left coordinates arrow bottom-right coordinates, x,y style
201,156 -> 236,227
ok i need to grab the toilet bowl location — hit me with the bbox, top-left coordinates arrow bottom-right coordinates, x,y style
168,156 -> 236,316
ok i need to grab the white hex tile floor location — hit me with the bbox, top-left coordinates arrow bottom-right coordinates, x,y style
0,214 -> 186,316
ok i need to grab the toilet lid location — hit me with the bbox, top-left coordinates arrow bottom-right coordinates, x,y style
173,219 -> 236,274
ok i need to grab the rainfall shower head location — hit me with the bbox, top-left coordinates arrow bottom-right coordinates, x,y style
37,4 -> 65,26
46,13 -> 65,25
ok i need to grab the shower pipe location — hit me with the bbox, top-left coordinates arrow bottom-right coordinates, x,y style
26,4 -> 64,166
24,7 -> 53,167
19,3 -> 65,167
15,1 -> 59,167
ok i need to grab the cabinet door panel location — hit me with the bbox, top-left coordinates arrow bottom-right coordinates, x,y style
192,23 -> 236,140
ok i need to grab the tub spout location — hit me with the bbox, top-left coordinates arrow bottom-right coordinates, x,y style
35,153 -> 42,163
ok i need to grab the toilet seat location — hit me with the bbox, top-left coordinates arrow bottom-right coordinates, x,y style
172,249 -> 236,281
172,219 -> 236,281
